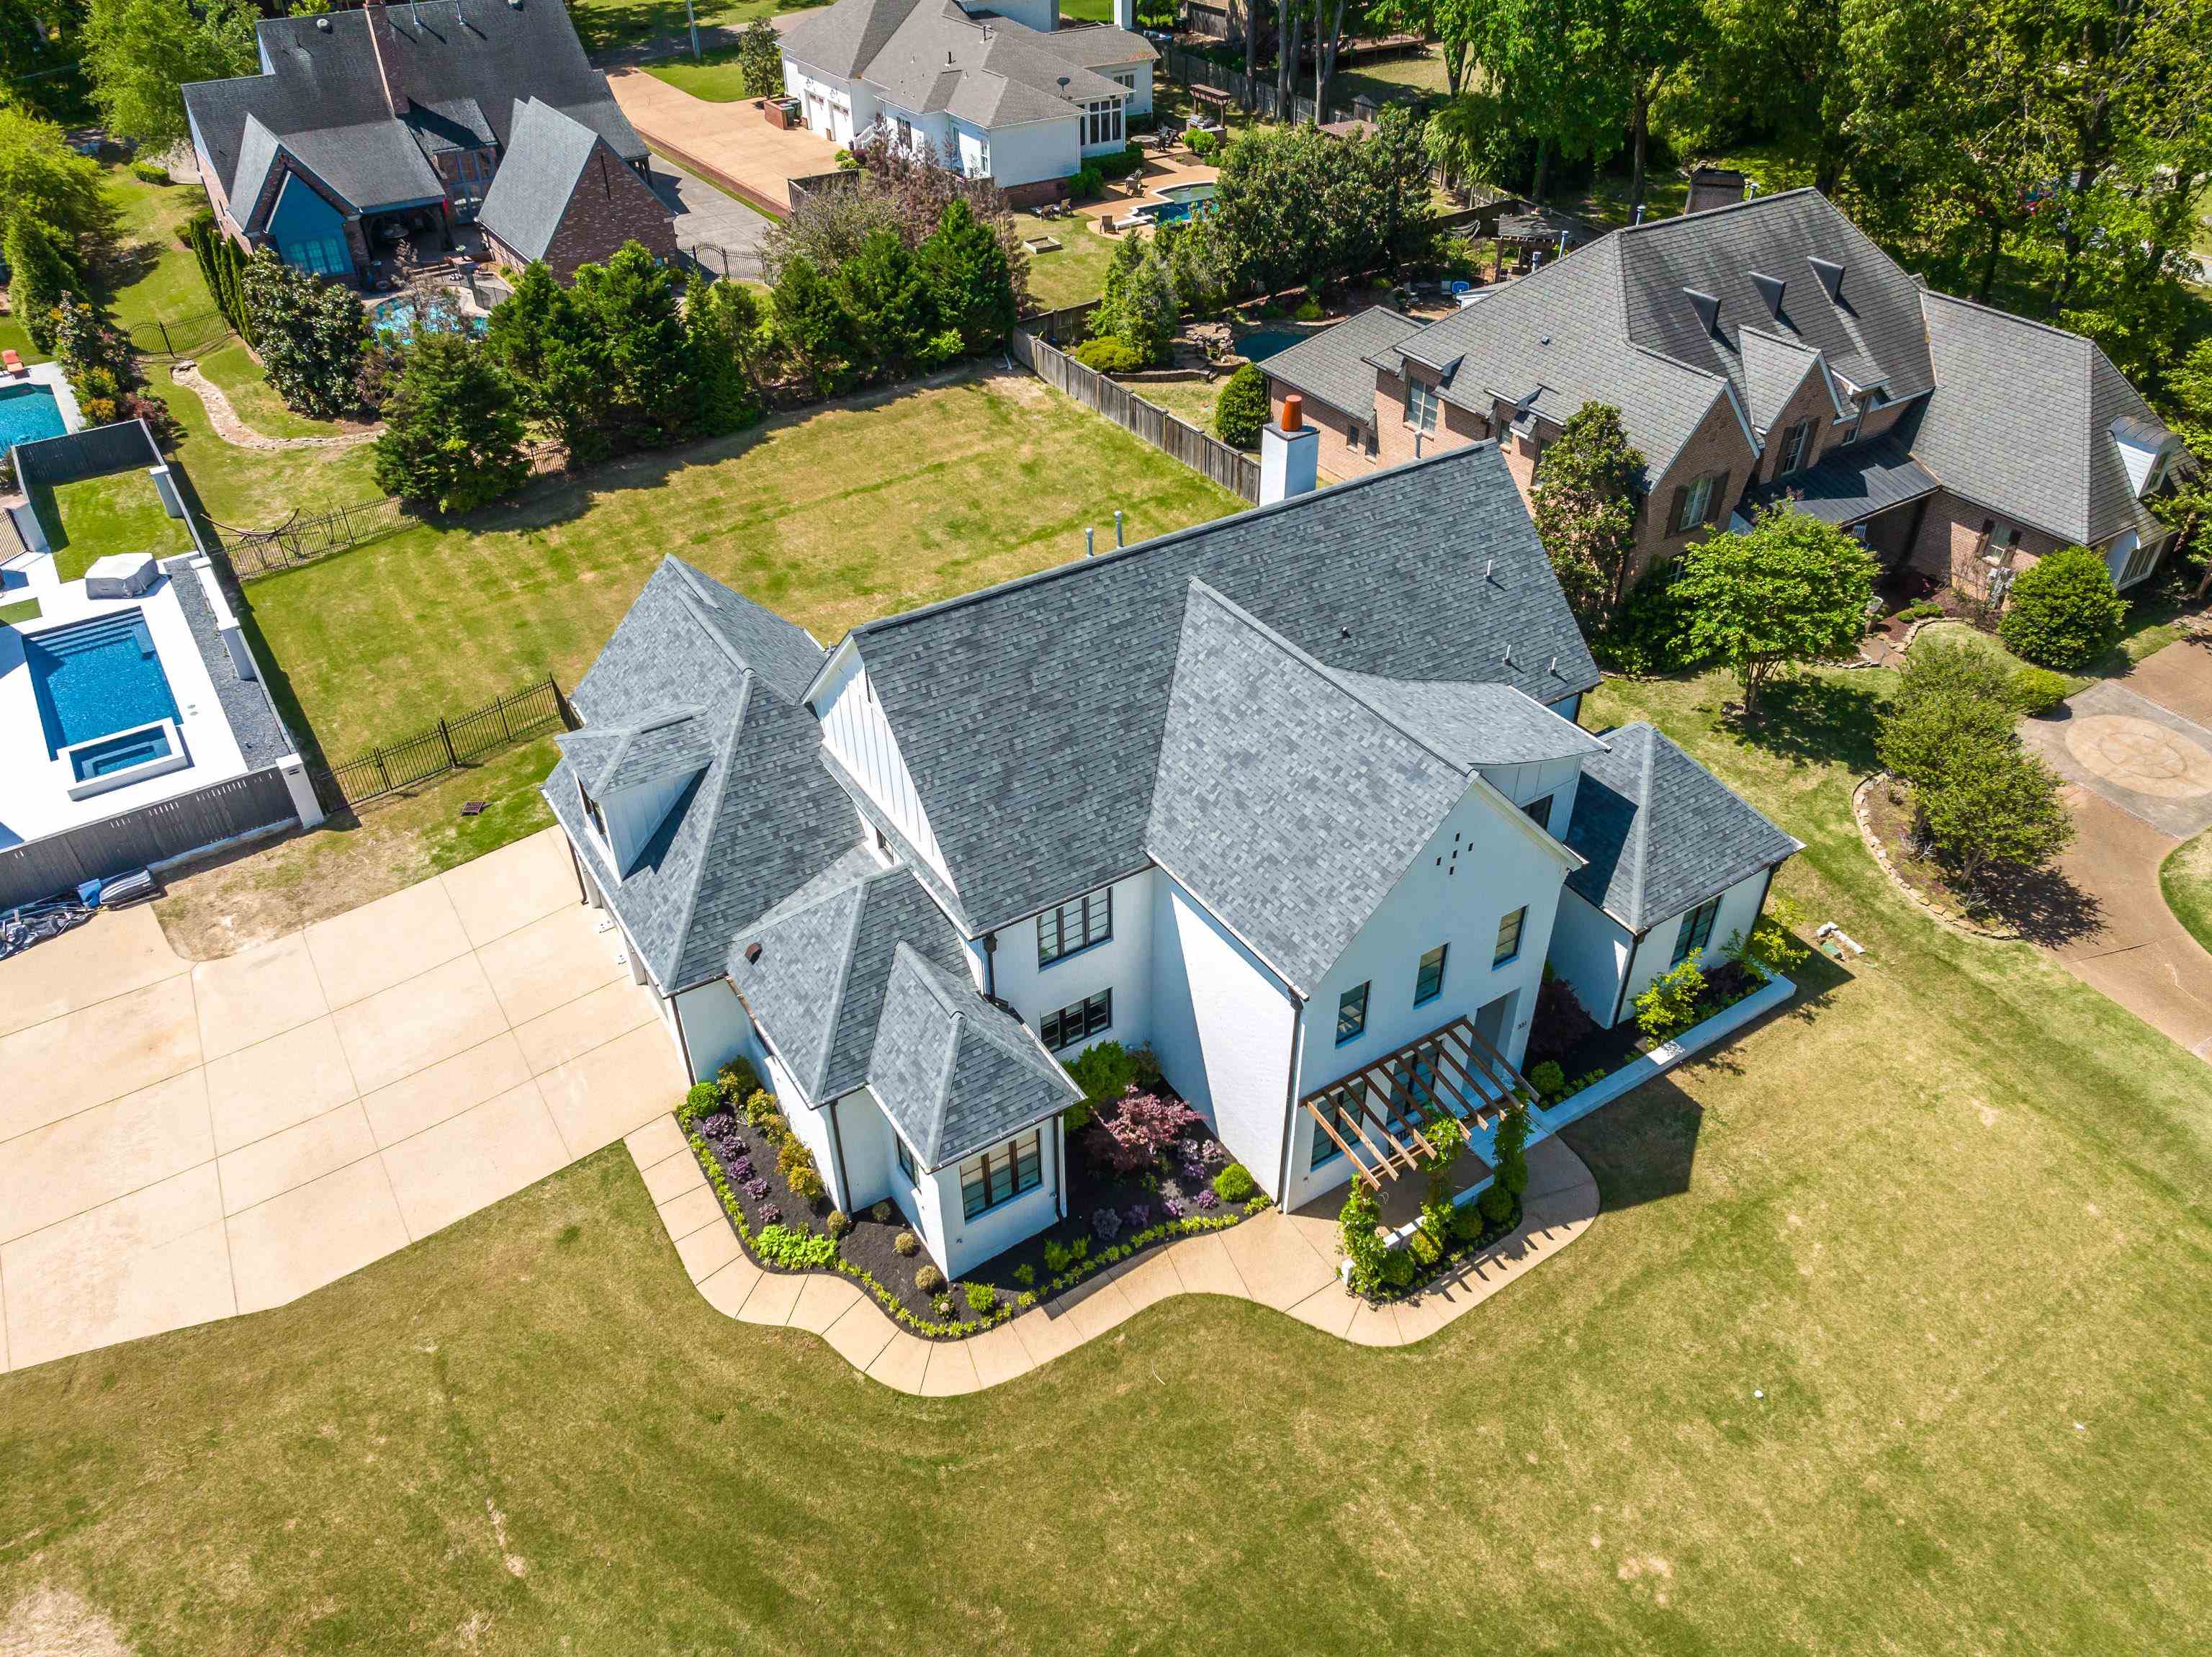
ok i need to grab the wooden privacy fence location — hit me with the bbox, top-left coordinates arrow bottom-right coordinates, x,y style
328,675 -> 574,808
1011,330 -> 1261,503
0,767 -> 299,912
212,496 -> 409,579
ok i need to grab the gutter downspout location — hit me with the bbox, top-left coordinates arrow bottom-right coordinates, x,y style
982,930 -> 997,999
567,835 -> 588,904
673,986 -> 697,1082
827,1094 -> 853,1214
1054,1116 -> 1066,1219
1271,1003 -> 1307,1205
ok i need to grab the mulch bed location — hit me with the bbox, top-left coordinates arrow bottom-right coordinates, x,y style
1523,960 -> 1771,1106
685,1095 -> 1264,1334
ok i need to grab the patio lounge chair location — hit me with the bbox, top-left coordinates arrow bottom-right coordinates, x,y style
1,350 -> 23,378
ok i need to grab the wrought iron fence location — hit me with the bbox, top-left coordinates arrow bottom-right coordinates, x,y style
126,310 -> 231,361
328,675 -> 575,808
212,496 -> 410,579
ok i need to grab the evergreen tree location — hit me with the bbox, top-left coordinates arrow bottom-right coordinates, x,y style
737,17 -> 782,98
1092,234 -> 1177,369
917,198 -> 1015,354
836,228 -> 944,377
240,248 -> 366,419
570,242 -> 694,446
371,333 -> 526,515
1214,362 -> 1269,447
1997,545 -> 2128,670
773,253 -> 858,394
1532,403 -> 1645,626
5,216 -> 80,351
684,274 -> 764,438
485,261 -> 614,460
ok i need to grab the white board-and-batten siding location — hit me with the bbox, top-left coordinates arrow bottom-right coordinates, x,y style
811,649 -> 958,892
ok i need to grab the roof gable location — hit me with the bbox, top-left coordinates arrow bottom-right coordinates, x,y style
477,96 -> 603,263
845,441 -> 1601,934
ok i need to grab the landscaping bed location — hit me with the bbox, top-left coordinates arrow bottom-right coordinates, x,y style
678,1059 -> 1270,1341
1522,958 -> 1779,1109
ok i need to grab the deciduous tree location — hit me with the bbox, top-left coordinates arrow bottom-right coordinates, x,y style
0,107 -> 113,248
1676,503 -> 1876,715
82,0 -> 256,148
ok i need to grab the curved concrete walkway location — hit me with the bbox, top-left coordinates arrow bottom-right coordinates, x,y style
169,361 -> 380,452
630,1121 -> 1599,1393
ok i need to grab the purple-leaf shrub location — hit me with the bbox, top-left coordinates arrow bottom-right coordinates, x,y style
1195,1189 -> 1220,1211
744,1177 -> 770,1200
1124,1201 -> 1151,1231
1163,1195 -> 1187,1218
729,1156 -> 754,1180
1092,1206 -> 1122,1241
759,1203 -> 781,1226
1094,1092 -> 1204,1173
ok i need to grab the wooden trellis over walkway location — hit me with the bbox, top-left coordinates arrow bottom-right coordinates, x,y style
1298,1015 -> 1535,1191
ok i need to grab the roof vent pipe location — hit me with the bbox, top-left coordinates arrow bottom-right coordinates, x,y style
1483,557 -> 1493,582
315,12 -> 331,25
1084,526 -> 1094,557
1113,509 -> 1123,546
744,942 -> 762,964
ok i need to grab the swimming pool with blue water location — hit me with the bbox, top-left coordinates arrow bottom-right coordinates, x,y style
25,610 -> 182,758
0,382 -> 67,450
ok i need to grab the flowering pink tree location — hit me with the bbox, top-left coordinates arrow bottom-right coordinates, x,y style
1091,1092 -> 1201,1173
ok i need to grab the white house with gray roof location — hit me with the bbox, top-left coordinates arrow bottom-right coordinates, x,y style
777,0 -> 1154,200
545,442 -> 1794,1275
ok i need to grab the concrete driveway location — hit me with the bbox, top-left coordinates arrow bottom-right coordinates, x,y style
0,829 -> 684,1373
2015,634 -> 2212,1060
651,158 -> 771,281
608,66 -> 840,214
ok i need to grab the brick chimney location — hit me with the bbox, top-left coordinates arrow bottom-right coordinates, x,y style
1260,392 -> 1318,505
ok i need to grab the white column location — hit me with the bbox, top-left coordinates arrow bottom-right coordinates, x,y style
276,753 -> 325,830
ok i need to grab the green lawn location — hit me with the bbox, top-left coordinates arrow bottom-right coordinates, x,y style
642,44 -> 757,101
239,371 -> 1245,756
192,338 -> 356,441
567,0 -> 819,54
4,645 -> 2210,1652
1014,212 -> 1120,311
2160,827 -> 2212,956
153,359 -> 382,529
35,470 -> 197,580
0,596 -> 40,626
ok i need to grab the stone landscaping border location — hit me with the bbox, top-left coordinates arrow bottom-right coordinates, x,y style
1851,773 -> 2021,940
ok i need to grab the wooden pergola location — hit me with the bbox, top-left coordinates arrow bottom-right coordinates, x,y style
1298,1014 -> 1534,1191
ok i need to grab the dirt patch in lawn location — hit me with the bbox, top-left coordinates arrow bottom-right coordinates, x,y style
0,1586 -> 134,1657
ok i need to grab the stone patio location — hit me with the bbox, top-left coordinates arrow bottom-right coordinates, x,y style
631,1120 -> 1598,1392
0,827 -> 684,1373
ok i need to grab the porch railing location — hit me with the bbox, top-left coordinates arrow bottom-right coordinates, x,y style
1298,1014 -> 1535,1191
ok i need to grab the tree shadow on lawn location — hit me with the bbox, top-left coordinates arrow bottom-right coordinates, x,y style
1722,672 -> 1885,771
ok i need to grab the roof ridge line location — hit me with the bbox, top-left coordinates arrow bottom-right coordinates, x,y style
657,675 -> 749,989
1618,184 -> 1820,235
1920,285 -> 2098,354
847,442 -> 1505,640
808,875 -> 874,1098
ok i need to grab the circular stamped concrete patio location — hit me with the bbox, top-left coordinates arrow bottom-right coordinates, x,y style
2062,713 -> 2212,800
629,1120 -> 1600,1395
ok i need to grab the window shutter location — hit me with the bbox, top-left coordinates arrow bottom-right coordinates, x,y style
1704,470 -> 1731,526
1668,484 -> 1690,534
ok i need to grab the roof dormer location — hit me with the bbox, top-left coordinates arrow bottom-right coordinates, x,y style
557,705 -> 717,879
2110,414 -> 2179,499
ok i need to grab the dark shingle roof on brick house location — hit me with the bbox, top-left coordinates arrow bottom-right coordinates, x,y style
541,560 -> 855,993
1564,723 -> 1799,931
477,97 -> 619,264
1256,308 -> 1422,426
842,441 -> 1601,935
1737,432 -> 1938,527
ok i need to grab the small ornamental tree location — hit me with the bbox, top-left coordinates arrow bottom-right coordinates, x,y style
6,217 -> 81,351
738,17 -> 783,99
774,253 -> 859,394
684,274 -> 765,437
1876,636 -> 2020,791
1532,401 -> 1645,626
1917,738 -> 2074,887
1215,361 -> 1269,446
1676,504 -> 1878,716
1090,1091 -> 1201,1172
240,248 -> 366,418
919,197 -> 1015,354
370,333 -> 527,515
1997,544 -> 2128,669
1633,953 -> 1706,1043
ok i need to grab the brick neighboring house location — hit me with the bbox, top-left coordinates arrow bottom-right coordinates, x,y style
1264,189 -> 2195,599
182,0 -> 673,290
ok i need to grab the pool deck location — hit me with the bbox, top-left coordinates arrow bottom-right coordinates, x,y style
0,553 -> 254,848
1070,153 -> 1222,238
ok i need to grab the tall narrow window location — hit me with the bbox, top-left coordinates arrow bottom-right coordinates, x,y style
1406,378 -> 1439,434
1673,896 -> 1721,964
1522,794 -> 1554,833
896,1135 -> 917,1184
959,1128 -> 1043,1219
1335,981 -> 1370,1046
1038,885 -> 1112,966
1308,1079 -> 1363,1168
1414,944 -> 1448,1006
1493,906 -> 1527,966
1778,419 -> 1813,475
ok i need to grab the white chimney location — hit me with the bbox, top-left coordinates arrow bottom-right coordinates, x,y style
1260,393 -> 1319,506
1112,0 -> 1135,27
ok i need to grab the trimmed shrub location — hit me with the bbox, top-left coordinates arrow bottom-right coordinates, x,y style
1069,164 -> 1105,200
1186,127 -> 1218,159
1407,1226 -> 1442,1266
130,159 -> 169,185
1998,545 -> 2127,668
1214,361 -> 1268,446
1449,1203 -> 1486,1242
1477,1183 -> 1514,1226
825,1208 -> 851,1238
2012,665 -> 2073,716
1382,1249 -> 1416,1290
894,1231 -> 920,1257
870,1199 -> 895,1224
680,1082 -> 719,1122
1067,1040 -> 1138,1102
1211,1162 -> 1258,1204
1092,144 -> 1147,179
717,1056 -> 763,1101
1070,335 -> 1144,373
1491,1104 -> 1530,1200
915,1264 -> 946,1294
1527,1059 -> 1567,1100
964,1281 -> 997,1313
786,1164 -> 826,1203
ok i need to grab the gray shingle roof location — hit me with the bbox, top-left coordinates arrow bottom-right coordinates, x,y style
1146,583 -> 1481,992
781,0 -> 1149,129
477,97 -> 606,264
727,855 -> 978,1105
1912,289 -> 2178,547
554,704 -> 715,796
1260,307 -> 1422,425
844,441 -> 1601,936
1329,672 -> 1611,768
1564,723 -> 1799,931
186,0 -> 644,219
868,943 -> 1077,1168
541,559 -> 857,992
1737,328 -> 1834,432
1737,432 -> 1938,527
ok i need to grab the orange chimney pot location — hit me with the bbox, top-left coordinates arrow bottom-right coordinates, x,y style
1281,392 -> 1303,432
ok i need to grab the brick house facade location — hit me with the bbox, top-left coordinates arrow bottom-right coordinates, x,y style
485,142 -> 680,281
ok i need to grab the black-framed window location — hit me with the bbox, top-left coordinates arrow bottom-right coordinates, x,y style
1308,1079 -> 1363,1168
1041,989 -> 1112,1051
1673,896 -> 1721,965
1407,378 -> 1439,434
896,1134 -> 917,1184
1671,469 -> 1730,534
960,1128 -> 1043,1219
1777,418 -> 1814,475
1493,906 -> 1527,967
1414,944 -> 1448,1006
1038,885 -> 1112,966
1335,981 -> 1370,1046
1522,794 -> 1554,833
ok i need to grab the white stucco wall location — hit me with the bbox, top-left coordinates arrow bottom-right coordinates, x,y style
812,647 -> 958,890
673,979 -> 762,1083
1148,871 -> 1300,1200
985,115 -> 1080,187
986,0 -> 1056,31
1285,783 -> 1570,1211
1473,752 -> 1584,841
1614,866 -> 1776,1018
760,1046 -> 845,1213
979,867 -> 1156,1061
1544,889 -> 1634,1029
830,1087 -> 896,1216
781,60 -> 874,145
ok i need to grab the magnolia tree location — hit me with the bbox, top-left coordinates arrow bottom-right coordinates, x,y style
1676,504 -> 1877,716
240,249 -> 367,419
1532,401 -> 1645,626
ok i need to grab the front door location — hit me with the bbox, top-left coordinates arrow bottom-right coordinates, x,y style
1474,991 -> 1514,1054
